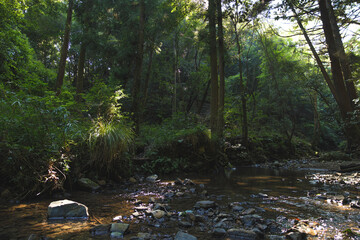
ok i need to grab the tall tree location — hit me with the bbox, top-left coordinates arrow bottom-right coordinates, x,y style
55,0 -> 73,95
217,0 -> 225,138
228,0 -> 249,145
318,0 -> 360,148
209,0 -> 219,140
287,0 -> 360,148
132,0 -> 145,134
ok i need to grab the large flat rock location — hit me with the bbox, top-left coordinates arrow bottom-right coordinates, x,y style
174,231 -> 197,240
48,199 -> 89,220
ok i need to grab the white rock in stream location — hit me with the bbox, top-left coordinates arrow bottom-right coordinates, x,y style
47,199 -> 89,220
194,200 -> 216,209
146,174 -> 158,182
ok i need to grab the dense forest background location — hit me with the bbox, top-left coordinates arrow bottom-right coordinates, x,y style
1,0 -> 360,199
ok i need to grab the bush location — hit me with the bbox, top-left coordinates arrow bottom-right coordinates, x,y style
88,118 -> 134,176
0,84 -> 85,198
136,113 -> 211,173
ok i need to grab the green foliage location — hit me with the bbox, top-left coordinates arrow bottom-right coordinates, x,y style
139,113 -> 208,151
88,118 -> 134,175
0,83 -> 86,196
136,114 -> 210,173
139,157 -> 188,174
319,151 -> 352,162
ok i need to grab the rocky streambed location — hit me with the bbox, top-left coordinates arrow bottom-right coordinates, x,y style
1,166 -> 360,239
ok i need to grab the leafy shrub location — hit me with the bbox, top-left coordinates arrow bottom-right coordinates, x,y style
136,113 -> 211,173
0,84 -> 85,197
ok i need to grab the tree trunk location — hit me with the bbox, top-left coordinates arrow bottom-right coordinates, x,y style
310,91 -> 321,149
76,42 -> 86,100
55,0 -> 73,95
232,18 -> 248,145
318,0 -> 360,148
217,0 -> 225,138
173,32 -> 178,114
209,0 -> 219,141
197,79 -> 211,114
132,0 -> 145,134
142,49 -> 154,107
290,0 -> 360,148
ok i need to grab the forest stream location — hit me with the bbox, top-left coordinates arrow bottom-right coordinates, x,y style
1,166 -> 360,240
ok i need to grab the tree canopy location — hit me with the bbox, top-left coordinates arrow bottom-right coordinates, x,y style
1,0 -> 360,197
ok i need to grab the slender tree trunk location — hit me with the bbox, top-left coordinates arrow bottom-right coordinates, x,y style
198,79 -> 211,114
217,0 -> 225,138
76,42 -> 86,100
55,0 -> 73,95
132,0 -> 145,134
310,91 -> 321,149
173,32 -> 178,114
209,0 -> 219,141
232,19 -> 248,145
142,49 -> 154,107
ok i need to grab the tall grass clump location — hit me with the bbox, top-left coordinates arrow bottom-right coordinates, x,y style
88,119 -> 134,175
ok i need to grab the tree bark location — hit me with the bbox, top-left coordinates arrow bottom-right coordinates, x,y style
173,32 -> 178,114
318,0 -> 360,148
217,0 -> 225,138
197,79 -> 211,114
209,0 -> 219,141
142,49 -> 153,107
55,0 -> 73,95
232,17 -> 248,145
290,0 -> 360,148
132,0 -> 145,134
310,91 -> 321,149
76,42 -> 86,100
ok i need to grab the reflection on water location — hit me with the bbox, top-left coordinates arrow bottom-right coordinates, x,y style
0,167 -> 359,239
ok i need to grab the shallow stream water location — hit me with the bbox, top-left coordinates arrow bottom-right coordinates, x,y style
1,167 -> 359,239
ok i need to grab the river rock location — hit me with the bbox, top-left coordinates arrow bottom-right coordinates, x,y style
27,234 -> 39,240
48,199 -> 89,219
110,232 -> 124,238
179,220 -> 192,228
285,231 -> 307,240
213,228 -> 226,236
78,178 -> 100,191
183,178 -> 195,185
268,235 -> 286,240
174,231 -> 197,240
194,200 -> 216,209
175,178 -> 184,185
227,228 -> 259,240
110,222 -> 129,234
137,232 -> 151,239
242,208 -> 256,215
152,210 -> 166,219
146,174 -> 158,182
90,224 -> 111,236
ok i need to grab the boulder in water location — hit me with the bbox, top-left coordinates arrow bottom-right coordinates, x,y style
48,199 -> 89,220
